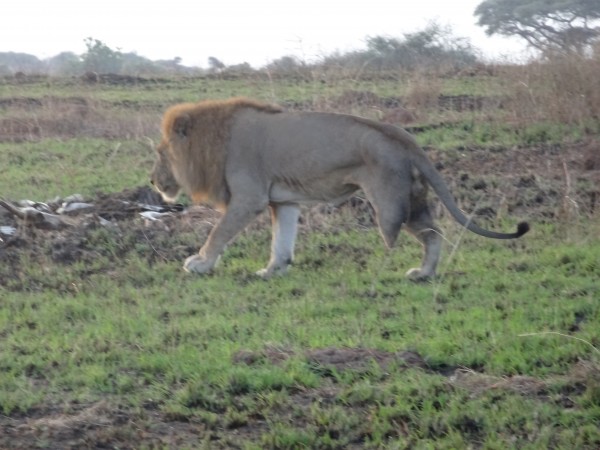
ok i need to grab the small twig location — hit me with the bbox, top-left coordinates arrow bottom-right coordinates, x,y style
140,227 -> 168,262
0,199 -> 26,219
561,158 -> 579,219
519,331 -> 600,356
430,194 -> 485,302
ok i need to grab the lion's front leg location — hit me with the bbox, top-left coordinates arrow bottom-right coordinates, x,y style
184,199 -> 266,274
256,203 -> 301,279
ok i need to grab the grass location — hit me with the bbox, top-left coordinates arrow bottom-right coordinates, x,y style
0,139 -> 152,199
1,225 -> 599,447
1,70 -> 600,448
414,117 -> 600,150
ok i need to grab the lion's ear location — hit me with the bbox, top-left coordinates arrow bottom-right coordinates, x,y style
173,113 -> 191,139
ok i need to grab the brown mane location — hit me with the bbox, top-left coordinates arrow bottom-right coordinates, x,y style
160,97 -> 282,206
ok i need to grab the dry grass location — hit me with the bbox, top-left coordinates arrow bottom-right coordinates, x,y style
0,96 -> 160,142
404,73 -> 443,112
503,52 -> 600,125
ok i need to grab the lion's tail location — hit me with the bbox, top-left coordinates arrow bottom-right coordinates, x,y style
408,146 -> 529,240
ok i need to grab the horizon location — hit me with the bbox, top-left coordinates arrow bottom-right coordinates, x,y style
3,0 -> 531,69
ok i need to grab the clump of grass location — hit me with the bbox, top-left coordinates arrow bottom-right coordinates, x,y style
503,52 -> 600,125
405,72 -> 442,113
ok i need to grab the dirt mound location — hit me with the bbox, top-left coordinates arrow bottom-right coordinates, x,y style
233,346 -> 428,373
0,186 -> 207,289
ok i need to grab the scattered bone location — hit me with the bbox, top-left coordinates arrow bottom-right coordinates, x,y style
139,211 -> 173,221
0,226 -> 16,236
17,200 -> 54,214
57,202 -> 95,214
0,199 -> 70,230
0,188 -> 183,234
63,194 -> 85,203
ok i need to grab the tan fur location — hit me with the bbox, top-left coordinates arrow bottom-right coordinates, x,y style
151,97 -> 528,280
157,98 -> 282,207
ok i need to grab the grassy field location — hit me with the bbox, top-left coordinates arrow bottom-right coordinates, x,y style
1,69 -> 599,449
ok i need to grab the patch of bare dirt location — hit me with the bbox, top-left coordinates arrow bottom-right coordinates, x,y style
0,186 -> 221,289
429,140 -> 600,221
0,401 -> 214,450
233,346 -> 428,373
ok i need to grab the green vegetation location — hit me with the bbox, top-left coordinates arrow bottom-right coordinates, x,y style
1,67 -> 599,448
0,139 -> 151,199
1,223 -> 599,447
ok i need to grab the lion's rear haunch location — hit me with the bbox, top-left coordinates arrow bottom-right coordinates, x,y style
151,97 -> 529,280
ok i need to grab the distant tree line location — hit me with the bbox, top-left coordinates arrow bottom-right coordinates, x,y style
0,38 -> 201,77
322,24 -> 478,72
0,27 -> 480,78
2,0 -> 599,78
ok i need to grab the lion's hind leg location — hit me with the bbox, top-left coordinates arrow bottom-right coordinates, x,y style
256,203 -> 300,279
404,206 -> 442,280
361,168 -> 411,250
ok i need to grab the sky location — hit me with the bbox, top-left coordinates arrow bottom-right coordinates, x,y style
3,0 -> 531,68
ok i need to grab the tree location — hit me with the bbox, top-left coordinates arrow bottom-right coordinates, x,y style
0,52 -> 44,74
47,52 -> 82,76
475,0 -> 600,54
207,56 -> 226,72
120,52 -> 157,75
82,38 -> 123,73
365,23 -> 478,69
265,55 -> 304,74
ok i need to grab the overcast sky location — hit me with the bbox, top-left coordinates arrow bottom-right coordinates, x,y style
3,0 -> 530,67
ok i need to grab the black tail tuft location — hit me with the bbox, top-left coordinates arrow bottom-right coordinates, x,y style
516,221 -> 530,237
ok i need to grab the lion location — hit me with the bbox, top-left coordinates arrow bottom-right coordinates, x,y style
150,97 -> 529,280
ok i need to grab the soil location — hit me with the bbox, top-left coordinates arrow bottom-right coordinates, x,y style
0,125 -> 598,448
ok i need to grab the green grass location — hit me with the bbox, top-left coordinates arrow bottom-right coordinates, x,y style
1,74 -> 599,448
1,225 -> 599,447
415,119 -> 598,150
0,71 -> 505,106
0,139 -> 153,199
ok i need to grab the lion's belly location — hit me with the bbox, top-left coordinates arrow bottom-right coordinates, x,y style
268,180 -> 357,205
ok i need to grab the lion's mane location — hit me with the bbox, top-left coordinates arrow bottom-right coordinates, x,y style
160,97 -> 282,205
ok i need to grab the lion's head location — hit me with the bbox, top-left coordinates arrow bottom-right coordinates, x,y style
150,141 -> 181,203
150,98 -> 282,206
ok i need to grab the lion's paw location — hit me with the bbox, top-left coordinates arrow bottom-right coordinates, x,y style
184,255 -> 217,274
405,268 -> 434,281
255,264 -> 289,280
255,268 -> 271,279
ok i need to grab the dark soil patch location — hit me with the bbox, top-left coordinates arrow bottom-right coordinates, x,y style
233,346 -> 428,373
429,141 -> 600,220
0,401 -> 214,450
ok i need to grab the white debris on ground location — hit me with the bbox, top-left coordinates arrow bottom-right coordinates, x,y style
0,226 -> 16,236
0,190 -> 184,233
139,211 -> 174,221
57,202 -> 95,215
